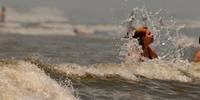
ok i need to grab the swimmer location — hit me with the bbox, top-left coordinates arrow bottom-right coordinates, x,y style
132,25 -> 158,60
0,6 -> 6,23
73,27 -> 86,36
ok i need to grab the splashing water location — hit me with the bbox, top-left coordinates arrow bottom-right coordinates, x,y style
0,59 -> 79,100
119,7 -> 196,63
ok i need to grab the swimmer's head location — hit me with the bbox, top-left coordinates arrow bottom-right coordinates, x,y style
1,6 -> 5,12
133,25 -> 154,46
199,36 -> 200,44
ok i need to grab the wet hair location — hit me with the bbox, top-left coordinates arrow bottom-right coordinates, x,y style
199,36 -> 200,44
133,31 -> 144,45
133,26 -> 148,45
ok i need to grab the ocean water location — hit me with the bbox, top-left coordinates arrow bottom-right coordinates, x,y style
0,7 -> 200,100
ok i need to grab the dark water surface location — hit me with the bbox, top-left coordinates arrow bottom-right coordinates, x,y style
0,34 -> 120,65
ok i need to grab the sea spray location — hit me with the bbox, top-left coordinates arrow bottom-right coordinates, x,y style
119,7 -> 196,62
0,59 -> 79,100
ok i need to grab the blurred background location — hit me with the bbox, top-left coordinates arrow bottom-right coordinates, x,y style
1,0 -> 200,25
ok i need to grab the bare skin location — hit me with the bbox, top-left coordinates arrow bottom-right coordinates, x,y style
193,37 -> 200,62
194,50 -> 200,62
141,29 -> 157,59
142,47 -> 158,59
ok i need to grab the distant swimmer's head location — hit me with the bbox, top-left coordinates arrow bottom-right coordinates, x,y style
133,25 -> 154,46
1,6 -> 5,12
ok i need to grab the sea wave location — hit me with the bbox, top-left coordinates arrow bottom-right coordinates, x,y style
0,59 -> 79,100
25,57 -> 200,83
0,57 -> 199,99
177,19 -> 200,28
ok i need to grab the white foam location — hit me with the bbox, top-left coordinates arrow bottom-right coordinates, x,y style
0,22 -> 75,36
6,7 -> 67,23
53,63 -> 137,81
0,60 -> 78,100
44,60 -> 200,83
177,19 -> 200,28
129,60 -> 192,82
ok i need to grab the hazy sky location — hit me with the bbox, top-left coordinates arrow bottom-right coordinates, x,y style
1,0 -> 200,24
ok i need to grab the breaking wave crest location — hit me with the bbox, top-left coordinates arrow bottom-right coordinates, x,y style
0,59 -> 79,100
1,56 -> 200,99
25,57 -> 200,83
